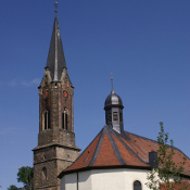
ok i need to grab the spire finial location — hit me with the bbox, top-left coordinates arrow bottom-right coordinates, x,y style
110,73 -> 114,91
54,0 -> 59,16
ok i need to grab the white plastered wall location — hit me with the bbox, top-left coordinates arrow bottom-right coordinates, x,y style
63,170 -> 92,190
62,173 -> 77,190
61,168 -> 151,190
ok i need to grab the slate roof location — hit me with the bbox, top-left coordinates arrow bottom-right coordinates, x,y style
59,126 -> 190,178
46,17 -> 67,81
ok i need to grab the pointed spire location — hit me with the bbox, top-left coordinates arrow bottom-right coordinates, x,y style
46,16 -> 67,81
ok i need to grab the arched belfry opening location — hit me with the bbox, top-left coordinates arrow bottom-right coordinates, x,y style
62,107 -> 68,130
43,110 -> 50,130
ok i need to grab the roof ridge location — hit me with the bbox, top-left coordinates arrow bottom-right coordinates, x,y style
113,130 -> 148,165
89,127 -> 106,166
63,128 -> 105,171
106,127 -> 126,165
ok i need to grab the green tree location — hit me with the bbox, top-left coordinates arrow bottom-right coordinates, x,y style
146,122 -> 188,190
17,166 -> 33,190
7,166 -> 33,190
7,185 -> 19,190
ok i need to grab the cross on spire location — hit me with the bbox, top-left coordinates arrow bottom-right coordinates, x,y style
54,0 -> 59,16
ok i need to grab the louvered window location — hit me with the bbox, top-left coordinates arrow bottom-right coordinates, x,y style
113,112 -> 118,121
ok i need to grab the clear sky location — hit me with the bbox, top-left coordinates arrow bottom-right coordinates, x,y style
0,0 -> 190,189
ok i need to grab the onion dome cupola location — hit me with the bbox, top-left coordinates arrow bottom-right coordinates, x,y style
104,89 -> 124,134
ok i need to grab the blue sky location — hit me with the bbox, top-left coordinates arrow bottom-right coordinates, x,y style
0,0 -> 190,189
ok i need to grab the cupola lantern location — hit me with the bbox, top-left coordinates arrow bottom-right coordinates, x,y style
104,90 -> 124,134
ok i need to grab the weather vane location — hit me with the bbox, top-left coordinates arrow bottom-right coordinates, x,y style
110,73 -> 114,91
54,0 -> 59,16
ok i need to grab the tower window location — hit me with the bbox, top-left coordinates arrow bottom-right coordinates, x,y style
62,108 -> 68,130
113,112 -> 118,121
44,111 -> 50,130
133,180 -> 142,190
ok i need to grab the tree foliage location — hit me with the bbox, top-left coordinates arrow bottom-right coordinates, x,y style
7,185 -> 19,190
7,166 -> 33,190
146,122 -> 188,190
17,166 -> 33,190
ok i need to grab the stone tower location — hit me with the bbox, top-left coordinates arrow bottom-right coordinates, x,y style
33,16 -> 80,190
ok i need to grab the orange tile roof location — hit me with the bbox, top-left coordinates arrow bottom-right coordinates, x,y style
160,180 -> 190,190
125,131 -> 190,176
59,126 -> 190,178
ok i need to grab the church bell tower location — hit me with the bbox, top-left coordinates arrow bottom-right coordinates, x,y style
33,8 -> 80,190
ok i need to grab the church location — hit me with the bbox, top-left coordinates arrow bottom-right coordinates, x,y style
32,4 -> 190,190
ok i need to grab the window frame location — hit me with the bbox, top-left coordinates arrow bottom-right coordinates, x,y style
133,180 -> 142,190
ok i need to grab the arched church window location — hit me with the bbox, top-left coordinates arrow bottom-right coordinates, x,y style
62,108 -> 68,130
44,111 -> 50,130
42,167 -> 48,180
133,180 -> 142,190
